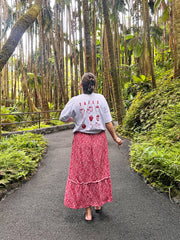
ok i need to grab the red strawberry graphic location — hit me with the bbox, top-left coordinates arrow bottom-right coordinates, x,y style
95,106 -> 100,111
89,115 -> 93,121
82,124 -> 86,129
89,106 -> 93,112
96,115 -> 100,121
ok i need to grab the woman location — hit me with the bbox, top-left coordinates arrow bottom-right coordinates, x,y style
60,72 -> 122,221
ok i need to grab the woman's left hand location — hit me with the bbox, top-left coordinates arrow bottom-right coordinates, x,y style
115,137 -> 123,146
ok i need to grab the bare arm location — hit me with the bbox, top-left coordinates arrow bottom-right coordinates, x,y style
105,122 -> 123,145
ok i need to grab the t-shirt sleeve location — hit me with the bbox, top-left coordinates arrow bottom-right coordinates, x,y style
101,96 -> 112,123
59,98 -> 75,122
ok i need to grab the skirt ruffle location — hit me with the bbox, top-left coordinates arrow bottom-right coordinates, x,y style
64,178 -> 113,209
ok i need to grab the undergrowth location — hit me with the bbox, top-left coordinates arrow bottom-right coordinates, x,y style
0,133 -> 47,190
119,79 -> 180,138
131,103 -> 180,195
116,77 -> 180,198
2,120 -> 65,134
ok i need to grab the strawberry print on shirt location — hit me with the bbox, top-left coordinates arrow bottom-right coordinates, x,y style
60,93 -> 112,134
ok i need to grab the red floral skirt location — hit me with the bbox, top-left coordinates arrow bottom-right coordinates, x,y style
64,131 -> 113,209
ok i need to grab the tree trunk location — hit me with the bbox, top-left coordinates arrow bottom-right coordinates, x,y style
0,0 -> 42,72
34,22 -> 43,110
78,0 -> 84,77
82,0 -> 92,72
67,5 -> 74,98
173,0 -> 180,78
5,64 -> 9,107
65,5 -> 69,103
19,41 -> 37,113
11,0 -> 14,102
60,0 -> 65,103
39,10 -> 50,119
21,70 -> 38,113
91,0 -> 97,77
103,26 -> 113,108
143,0 -> 156,88
48,37 -> 52,103
102,0 -> 125,125
13,55 -> 17,102
123,14 -> 128,66
73,29 -> 79,96
11,56 -> 13,102
51,30 -> 61,108
0,0 -> 2,139
3,2 -> 9,106
54,2 -> 60,107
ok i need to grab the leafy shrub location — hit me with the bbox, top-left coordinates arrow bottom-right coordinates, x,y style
130,103 -> 180,194
1,106 -> 16,131
117,75 -> 180,197
111,111 -> 116,121
17,123 -> 52,131
16,121 -> 65,131
0,133 -> 47,188
120,79 -> 180,137
49,120 -> 65,126
123,74 -> 152,110
1,106 -> 64,133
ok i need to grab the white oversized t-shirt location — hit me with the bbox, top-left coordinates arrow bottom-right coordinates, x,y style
59,93 -> 112,134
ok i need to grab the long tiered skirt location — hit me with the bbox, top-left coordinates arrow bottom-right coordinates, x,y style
64,131 -> 113,209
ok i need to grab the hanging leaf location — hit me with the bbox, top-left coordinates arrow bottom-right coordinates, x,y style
139,75 -> 146,82
132,75 -> 141,83
127,37 -> 136,51
27,72 -> 34,79
154,0 -> 161,9
125,34 -> 134,40
134,41 -> 144,58
162,7 -> 169,22
150,25 -> 163,47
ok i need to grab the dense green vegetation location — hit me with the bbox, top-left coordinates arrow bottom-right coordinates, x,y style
116,74 -> 180,197
0,133 -> 47,191
1,105 -> 64,133
0,0 -> 180,201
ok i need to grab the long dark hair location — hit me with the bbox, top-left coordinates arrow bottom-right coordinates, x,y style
81,72 -> 96,94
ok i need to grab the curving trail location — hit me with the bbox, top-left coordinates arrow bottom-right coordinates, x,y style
0,129 -> 180,240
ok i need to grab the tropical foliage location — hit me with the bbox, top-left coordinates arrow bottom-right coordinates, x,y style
0,0 -> 178,128
0,0 -> 180,197
0,133 -> 47,189
117,75 -> 180,197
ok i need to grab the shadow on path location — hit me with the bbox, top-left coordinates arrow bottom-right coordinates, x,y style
0,130 -> 180,240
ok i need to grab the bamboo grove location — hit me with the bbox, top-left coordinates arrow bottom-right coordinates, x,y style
0,0 -> 180,130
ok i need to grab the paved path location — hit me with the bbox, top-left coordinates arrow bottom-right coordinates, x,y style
0,130 -> 180,240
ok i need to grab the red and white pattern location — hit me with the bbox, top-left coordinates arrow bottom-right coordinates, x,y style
60,93 -> 112,134
64,131 -> 113,209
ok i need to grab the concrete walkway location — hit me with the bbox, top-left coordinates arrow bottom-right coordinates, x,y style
0,129 -> 180,240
